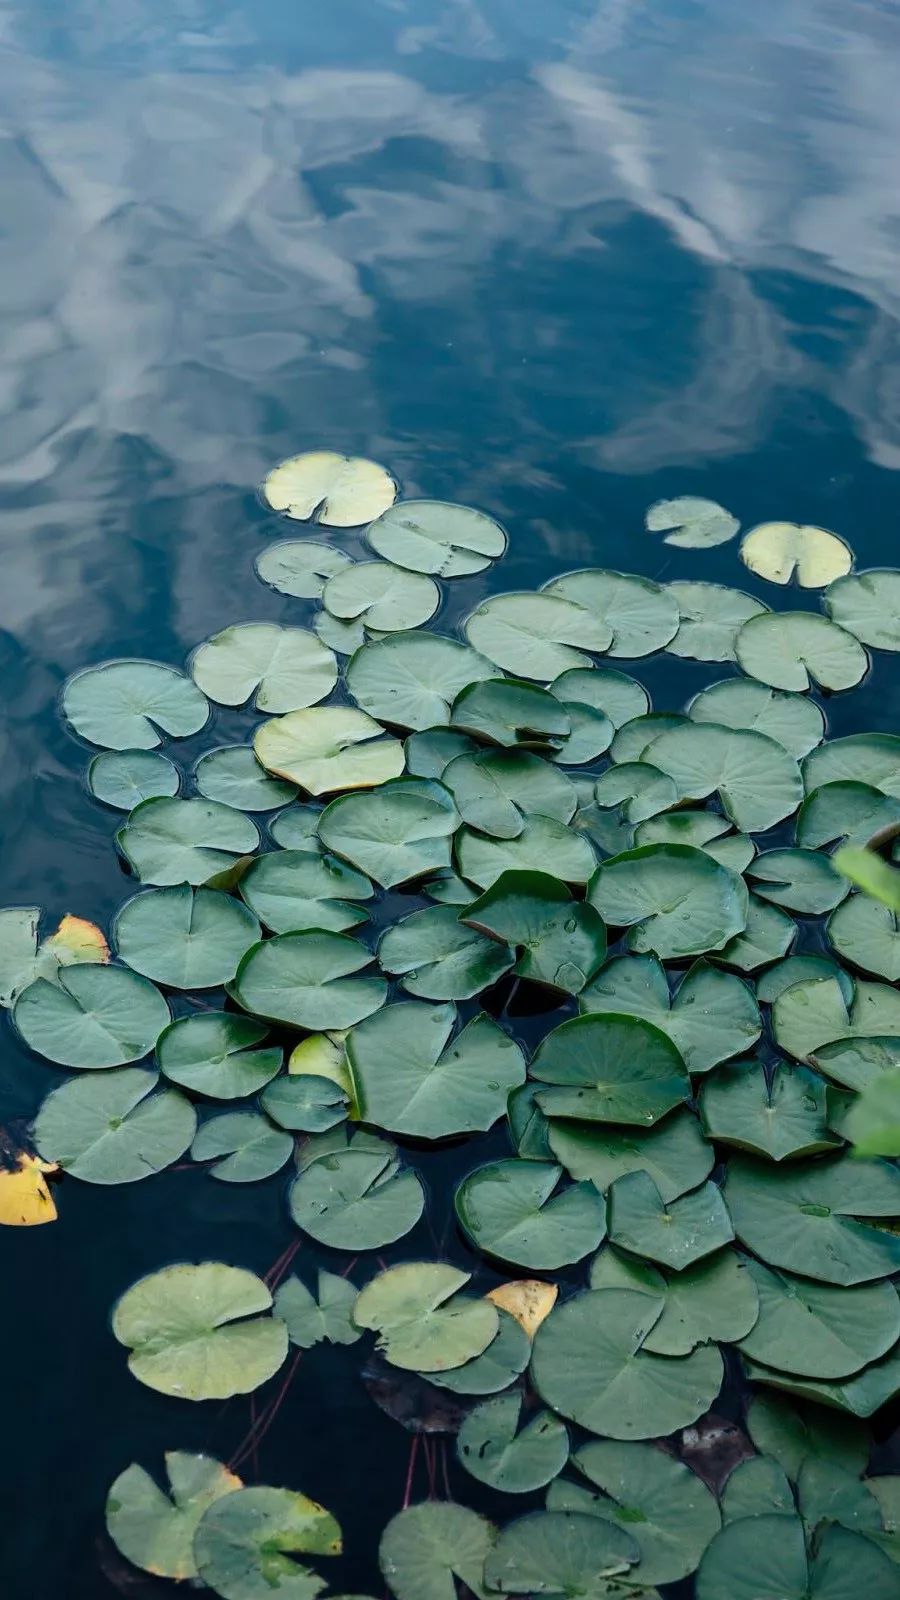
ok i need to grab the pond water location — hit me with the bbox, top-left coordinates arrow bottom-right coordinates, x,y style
3,2 -> 900,1595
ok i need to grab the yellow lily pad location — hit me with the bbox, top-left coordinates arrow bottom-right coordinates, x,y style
740,522 -> 852,588
262,450 -> 397,527
487,1279 -> 558,1339
0,1142 -> 58,1226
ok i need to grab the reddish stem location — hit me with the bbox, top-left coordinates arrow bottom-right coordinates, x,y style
228,1350 -> 303,1472
402,1435 -> 419,1510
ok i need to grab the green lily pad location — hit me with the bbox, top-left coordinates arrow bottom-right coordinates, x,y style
239,850 -> 372,934
724,1153 -> 900,1284
63,660 -> 209,750
551,667 -> 649,729
825,569 -> 900,651
116,797 -> 259,887
194,1484 -> 340,1600
455,1159 -> 607,1270
194,746 -> 297,812
377,907 -> 515,1001
772,975 -> 900,1061
315,610 -> 367,655
441,748 -> 575,838
112,1262 -> 288,1399
366,498 -> 507,577
508,1082 -> 555,1161
33,1065 -> 195,1183
748,849 -> 848,915
696,1517 -> 896,1600
597,1248 -> 759,1356
231,930 -> 386,1031
269,805 -> 323,852
353,1263 -> 498,1373
348,1003 -> 525,1138
737,1257 -> 900,1379
735,611 -> 868,692
531,1287 -> 723,1440
13,963 -> 169,1068
263,450 -> 396,525
457,1393 -> 569,1493
746,1392 -> 870,1480
157,1013 -> 281,1098
260,1073 -> 347,1133
322,561 -> 439,632
456,813 -> 597,889
699,1060 -> 839,1161
720,1456 -> 794,1522
827,894 -> 900,980
607,1170 -> 733,1271
462,870 -> 607,994
581,955 -> 760,1075
591,761 -> 678,823
190,1111 -> 293,1182
346,632 -> 496,732
404,728 -> 479,779
531,1011 -> 690,1125
254,538 -> 353,598
379,1502 -> 496,1600
317,778 -> 456,888
465,591 -> 612,680
0,903 -> 108,1010
430,1310 -> 531,1396
484,1510 -> 640,1597
803,733 -> 900,798
543,569 -> 679,657
550,700 -> 615,765
549,1109 -> 713,1202
106,1452 -> 241,1582
688,678 -> 825,759
88,748 -> 181,810
643,722 -> 803,833
797,1458 -> 883,1538
191,623 -> 337,712
611,711 -> 688,764
646,495 -> 739,549
114,884 -> 260,988
741,521 -> 853,587
587,845 -> 749,960
716,894 -> 796,973
796,781 -> 900,850
635,811 -> 755,873
450,678 -> 570,751
667,582 -> 766,662
273,1271 -> 361,1350
745,1337 -> 900,1419
255,707 -> 404,796
756,956 -> 854,1006
289,1134 -> 424,1250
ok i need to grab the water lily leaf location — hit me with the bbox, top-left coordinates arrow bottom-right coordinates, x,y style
404,728 -> 479,779
89,748 -> 181,810
195,746 -> 297,812
426,1310 -> 529,1397
486,1280 -> 559,1340
465,591 -> 611,680
797,1458 -> 883,1538
844,1066 -> 900,1156
116,797 -> 259,887
723,1152 -> 900,1284
379,1502 -> 497,1600
289,1135 -> 423,1250
757,956 -> 853,1007
232,930 -> 385,1031
646,495 -> 739,549
114,884 -> 260,988
255,707 -> 404,796
456,813 -> 597,889
261,1073 -> 347,1133
458,1393 -> 569,1493
737,1258 -> 900,1380
63,660 -> 209,750
158,1013 -> 281,1098
483,1509 -> 640,1598
772,975 -> 900,1061
716,894 -> 796,973
449,679 -> 570,751
191,623 -> 337,712
531,1011 -> 690,1125
699,1060 -> 838,1161
825,569 -> 900,651
366,498 -> 507,577
745,1336 -> 900,1419
741,521 -> 853,588
696,1517 -> 896,1600
0,907 -> 109,1007
735,611 -> 868,692
0,1143 -> 57,1226
607,1171 -> 733,1271
463,870 -> 606,993
378,906 -> 515,1000
322,561 -> 439,632
581,955 -> 761,1075
748,850 -> 848,915
803,733 -> 900,798
531,1287 -> 723,1440
269,805 -> 323,852
113,1262 -> 288,1399
348,1003 -> 525,1138
13,963 -> 169,1068
591,761 -> 678,823
33,1065 -> 195,1183
190,1111 -> 293,1182
635,811 -> 755,873
543,569 -> 679,657
746,1392 -> 869,1481
868,1478 -> 900,1535
423,868 -> 479,905
273,1271 -> 361,1350
611,712 -> 688,764
827,893 -> 900,980
550,1439 -> 721,1583
720,1456 -> 794,1522
194,1484 -> 340,1599
455,1160 -> 607,1270
315,610 -> 367,655
644,722 -> 803,833
262,450 -> 396,525
604,1248 -> 758,1356
550,1109 -> 713,1202
354,1263 -> 498,1373
347,632 -> 495,731
688,678 -> 825,760
550,700 -> 615,765
587,845 -> 749,960
239,850 -> 372,934
255,539 -> 353,598
667,582 -> 766,662
551,667 -> 649,729
106,1453 -> 242,1582
319,778 -> 457,888
288,1032 -> 352,1096
796,781 -> 900,850
441,748 -> 575,838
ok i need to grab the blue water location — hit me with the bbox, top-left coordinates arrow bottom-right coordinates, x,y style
3,3 -> 900,1595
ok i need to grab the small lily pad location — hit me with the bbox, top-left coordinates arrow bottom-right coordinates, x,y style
735,611 -> 868,692
347,632 -> 496,732
587,845 -> 749,960
255,707 -> 404,796
531,1011 -> 689,1126
354,1263 -> 498,1373
549,1109 -> 713,1203
322,561 -> 439,632
483,1510 -> 639,1597
88,748 -> 181,810
457,1393 -> 569,1493
255,539 -> 353,598
646,495 -> 739,549
63,660 -> 208,750
231,930 -> 386,1031
543,568 -> 679,657
455,1159 -> 607,1270
274,1271 -> 361,1350
607,1170 -> 734,1271
377,906 -> 515,1001
463,870 -> 607,994
724,1152 -> 900,1285
14,963 -> 169,1069
114,884 -> 261,988
239,850 -> 373,934
667,582 -> 766,662
699,1060 -> 838,1161
581,954 -> 760,1075
688,678 -> 825,759
737,1257 -> 900,1379
262,450 -> 397,525
379,1502 -> 497,1600
465,591 -> 611,680
190,1111 -> 293,1182
106,1452 -> 241,1582
318,778 -> 458,888
366,498 -> 507,577
194,746 -> 298,812
825,568 -> 900,651
289,1134 -> 424,1251
194,1484 -> 341,1599
740,521 -> 853,587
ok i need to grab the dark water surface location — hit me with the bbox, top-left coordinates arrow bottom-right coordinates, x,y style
3,3 -> 900,1595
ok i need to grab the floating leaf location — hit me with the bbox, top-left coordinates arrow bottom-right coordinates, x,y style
191,623 -> 336,713
596,1247 -> 759,1356
719,1456 -> 794,1522
456,813 -> 596,890
347,633 -> 495,732
379,1502 -> 496,1600
232,930 -> 386,1031
550,1109 -> 713,1203
289,1133 -> 424,1250
457,1393 -> 569,1493
735,611 -> 868,692
587,845 -> 748,960
688,678 -> 825,760
667,582 -> 766,662
114,884 -> 260,988
254,539 -> 352,598
483,1510 -> 639,1597
745,1338 -> 900,1419
591,761 -> 677,823
366,498 -> 506,577
797,1457 -> 883,1538
803,733 -> 900,798
699,1060 -> 838,1161
449,679 -> 570,751
88,748 -> 181,810
740,521 -> 853,587
288,1032 -> 352,1096
430,1309 -> 532,1397
796,781 -> 900,850
194,1484 -> 340,1599
737,1258 -> 900,1379
354,1263 -> 498,1373
112,1262 -> 288,1399
262,450 -> 396,526
323,561 -> 439,633
827,892 -> 900,980
825,568 -> 900,652
239,850 -> 372,934
63,660 -> 208,751
611,711 -> 688,764
531,1011 -> 690,1126
635,811 -> 755,873
486,1281 -> 558,1340
195,746 -> 297,812
0,1144 -> 57,1226
543,569 -> 679,657
463,870 -> 606,994
551,667 -> 649,729
697,1517 -> 896,1600
261,1072 -> 347,1133
190,1111 -> 293,1182
716,894 -> 796,973
13,963 -> 169,1069
772,975 -> 900,1062
318,778 -> 458,888
465,591 -> 611,680
455,1160 -> 607,1270
607,1171 -> 733,1271
33,1065 -> 195,1183
746,1392 -> 869,1480
748,849 -> 848,915
255,707 -> 404,795
644,722 -> 802,833
0,906 -> 109,1007
315,609 -> 367,656
756,954 -> 853,1007
274,1271 -> 361,1350
404,728 -> 479,780
724,1153 -> 900,1284
106,1453 -> 242,1583
270,805 -> 324,852
581,955 -> 760,1075
441,748 -> 575,838
158,1013 -> 281,1098
646,495 -> 739,549
116,798 -> 259,887
377,907 -> 515,1001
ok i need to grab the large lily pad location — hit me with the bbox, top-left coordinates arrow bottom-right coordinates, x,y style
377,906 -> 515,1000
462,870 -> 607,994
347,633 -> 496,731
581,955 -> 760,1075
802,733 -> 900,798
114,884 -> 260,988
379,1502 -> 497,1600
116,798 -> 259,887
607,1170 -> 734,1271
457,1393 -> 569,1493
748,849 -> 848,915
318,778 -> 458,888
450,678 -> 570,751
724,1153 -> 900,1284
194,1485 -> 340,1599
551,667 -> 649,729
746,1392 -> 869,1480
735,611 -> 868,692
254,538 -> 352,598
737,1258 -> 900,1379
63,660 -> 208,750
592,1246 -> 759,1356
587,845 -> 749,960
353,1263 -> 498,1373
455,1160 -> 607,1270
239,850 -> 372,934
697,1517 -> 896,1600
158,1013 -> 282,1098
531,1011 -> 689,1125
106,1452 -> 241,1583
543,569 -> 679,657
796,781 -> 900,850
191,624 -> 337,712
289,1134 -> 424,1250
366,498 -> 507,577
483,1510 -> 639,1596
699,1060 -> 838,1161
262,450 -> 397,525
825,568 -> 900,651
456,813 -> 597,889
255,707 -> 404,795
322,562 -> 439,632
33,1065 -> 195,1183
688,678 -> 825,760
441,748 -> 575,838
231,930 -> 386,1031
549,1109 -> 713,1202
643,722 -> 802,833
14,963 -> 169,1069
667,582 -> 766,662
465,591 -> 611,680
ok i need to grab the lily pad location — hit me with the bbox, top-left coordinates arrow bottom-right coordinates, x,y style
348,1003 -> 525,1138
772,975 -> 900,1062
581,955 -> 760,1075
587,845 -> 749,960
716,895 -> 796,973
483,1510 -> 639,1596
643,722 -> 802,833
112,1262 -> 288,1399
740,521 -> 853,587
273,1271 -> 361,1350
746,1392 -> 869,1480
748,849 -> 848,915
231,930 -> 386,1031
158,1013 -> 281,1098
745,1339 -> 900,1420
591,761 -> 678,823
737,1258 -> 900,1379
531,1011 -> 690,1125
347,633 -> 495,732
318,778 -> 458,888
456,813 -> 597,890
646,495 -> 739,549
462,870 -> 607,993
255,539 -> 353,598
114,884 -> 260,988
194,1484 -> 340,1599
735,611 -> 868,692
262,450 -> 396,525
255,707 -> 404,795
825,568 -> 900,651
379,1502 -> 496,1600
366,498 -> 507,577
13,963 -> 169,1069
667,582 -> 766,662
635,811 -> 755,873
106,1452 -> 242,1582
33,1065 -> 195,1183
802,733 -> 900,798
607,1170 -> 734,1271
699,1060 -> 838,1161
269,805 -> 323,852
260,1073 -> 347,1134
551,667 -> 649,729
455,1160 -> 607,1270
611,711 -> 688,764
116,798 -> 259,887
449,678 -> 570,751
353,1263 -> 498,1373
89,748 -> 181,810
430,1309 -> 531,1397
239,850 -> 373,934
0,907 -> 109,1008
289,1135 -> 424,1250
543,569 -> 679,657
322,562 -> 439,632
457,1393 -> 569,1493
404,728 -> 479,779
598,1248 -> 759,1357
719,1456 -> 794,1522
688,678 -> 825,760
827,894 -> 900,980
63,660 -> 208,750
756,955 -> 853,1007
796,781 -> 900,850
441,748 -> 575,838
194,746 -> 297,812
465,591 -> 611,680
190,1111 -> 293,1182
697,1517 -> 896,1600
377,907 -> 515,1001
723,1153 -> 900,1284
549,1109 -> 713,1202
191,623 -> 337,712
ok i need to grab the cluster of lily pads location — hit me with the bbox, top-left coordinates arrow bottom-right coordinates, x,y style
2,450 -> 900,1597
